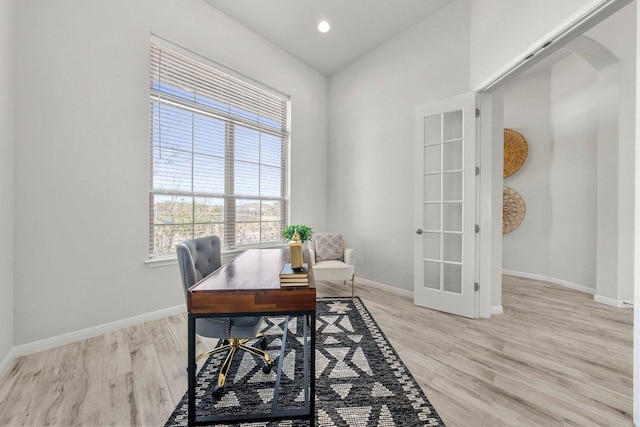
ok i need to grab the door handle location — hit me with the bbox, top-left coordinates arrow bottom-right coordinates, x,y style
416,229 -> 423,235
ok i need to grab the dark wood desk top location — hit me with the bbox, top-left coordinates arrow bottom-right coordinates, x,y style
188,248 -> 316,315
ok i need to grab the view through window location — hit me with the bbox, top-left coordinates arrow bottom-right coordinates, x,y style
149,41 -> 290,255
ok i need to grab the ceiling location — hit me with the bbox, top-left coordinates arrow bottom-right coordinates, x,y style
203,0 -> 455,76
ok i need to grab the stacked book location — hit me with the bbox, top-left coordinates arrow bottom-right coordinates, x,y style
280,263 -> 309,287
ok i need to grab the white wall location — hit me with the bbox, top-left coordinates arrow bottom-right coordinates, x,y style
13,0 -> 328,345
327,0 -> 470,291
549,56 -> 599,287
0,0 -> 16,366
503,55 -> 599,290
502,69 -> 554,279
470,0 -> 609,89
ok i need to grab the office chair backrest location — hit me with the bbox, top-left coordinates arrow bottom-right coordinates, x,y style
176,235 -> 223,293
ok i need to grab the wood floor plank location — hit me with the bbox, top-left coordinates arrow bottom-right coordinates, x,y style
0,274 -> 633,426
100,372 -> 136,427
59,336 -> 104,426
19,342 -> 79,426
102,327 -> 133,382
130,343 -> 174,426
0,351 -> 48,426
144,317 -> 190,406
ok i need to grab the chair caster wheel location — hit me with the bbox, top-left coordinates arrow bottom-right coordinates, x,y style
212,386 -> 224,398
262,364 -> 272,374
259,337 -> 268,349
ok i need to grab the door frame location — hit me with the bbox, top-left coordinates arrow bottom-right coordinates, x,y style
472,0 -> 633,319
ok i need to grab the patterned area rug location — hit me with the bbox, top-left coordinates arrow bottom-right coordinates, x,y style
166,297 -> 444,426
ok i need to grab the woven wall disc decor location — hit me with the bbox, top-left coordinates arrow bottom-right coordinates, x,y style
504,128 -> 528,178
503,186 -> 526,235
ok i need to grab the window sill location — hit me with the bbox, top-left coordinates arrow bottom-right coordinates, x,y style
145,255 -> 178,268
145,243 -> 289,268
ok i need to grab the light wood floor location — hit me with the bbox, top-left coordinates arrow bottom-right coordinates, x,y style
0,275 -> 633,426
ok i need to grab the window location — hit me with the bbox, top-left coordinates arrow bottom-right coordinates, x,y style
148,41 -> 289,256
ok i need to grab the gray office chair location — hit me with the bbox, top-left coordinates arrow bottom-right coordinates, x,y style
176,235 -> 272,397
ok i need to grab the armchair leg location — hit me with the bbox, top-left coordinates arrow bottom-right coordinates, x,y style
351,274 -> 355,298
342,275 -> 356,298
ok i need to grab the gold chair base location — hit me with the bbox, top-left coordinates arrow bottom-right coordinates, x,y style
196,334 -> 271,390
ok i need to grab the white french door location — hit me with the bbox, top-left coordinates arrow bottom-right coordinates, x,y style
414,93 -> 477,318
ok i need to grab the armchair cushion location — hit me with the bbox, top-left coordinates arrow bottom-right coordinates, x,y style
312,260 -> 354,282
313,233 -> 345,261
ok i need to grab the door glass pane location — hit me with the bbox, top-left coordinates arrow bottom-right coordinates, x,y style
424,115 -> 441,144
443,172 -> 462,201
443,263 -> 462,294
443,233 -> 462,263
424,174 -> 441,202
424,232 -> 441,260
424,144 -> 441,173
443,110 -> 462,141
443,203 -> 462,232
424,261 -> 441,290
423,204 -> 441,231
443,140 -> 462,171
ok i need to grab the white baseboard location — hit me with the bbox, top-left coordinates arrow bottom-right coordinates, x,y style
356,277 -> 507,318
355,276 -> 414,299
491,305 -> 504,315
594,295 -> 631,309
503,270 -> 630,309
503,270 -> 596,295
12,304 -> 187,358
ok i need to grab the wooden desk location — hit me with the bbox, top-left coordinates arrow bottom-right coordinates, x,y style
187,248 -> 316,426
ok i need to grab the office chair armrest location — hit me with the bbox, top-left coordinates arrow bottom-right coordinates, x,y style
344,248 -> 355,265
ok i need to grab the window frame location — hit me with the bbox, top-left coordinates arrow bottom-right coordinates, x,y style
147,38 -> 291,259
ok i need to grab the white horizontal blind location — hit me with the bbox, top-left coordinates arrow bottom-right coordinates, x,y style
149,41 -> 289,255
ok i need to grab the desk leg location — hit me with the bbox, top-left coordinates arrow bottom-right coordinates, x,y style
188,314 -> 196,427
310,312 -> 316,423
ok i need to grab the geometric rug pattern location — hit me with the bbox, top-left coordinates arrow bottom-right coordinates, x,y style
165,297 -> 445,426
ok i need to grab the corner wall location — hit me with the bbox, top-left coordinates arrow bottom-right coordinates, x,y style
13,0 -> 328,345
0,0 -> 16,370
503,55 -> 599,291
327,0 -> 470,291
502,68 -> 554,282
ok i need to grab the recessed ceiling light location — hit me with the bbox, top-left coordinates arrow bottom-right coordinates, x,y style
318,21 -> 330,33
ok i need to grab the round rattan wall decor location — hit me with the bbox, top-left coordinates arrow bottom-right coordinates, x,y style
504,128 -> 528,178
503,186 -> 526,235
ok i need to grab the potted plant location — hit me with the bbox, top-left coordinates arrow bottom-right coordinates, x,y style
281,224 -> 314,243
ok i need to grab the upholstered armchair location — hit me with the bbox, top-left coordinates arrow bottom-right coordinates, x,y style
308,233 -> 356,297
176,235 -> 272,397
